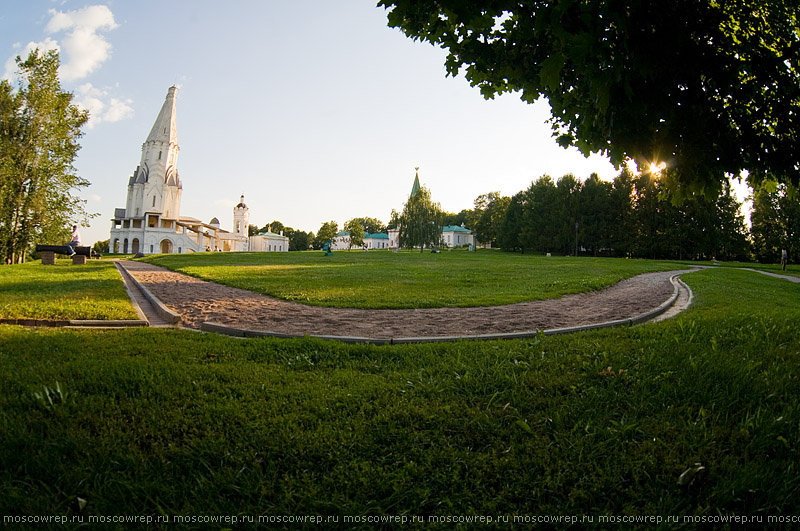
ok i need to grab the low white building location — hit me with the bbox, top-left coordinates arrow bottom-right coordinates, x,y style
249,227 -> 289,252
388,228 -> 400,249
331,230 -> 391,250
442,225 -> 475,248
331,230 -> 351,251
364,232 -> 390,249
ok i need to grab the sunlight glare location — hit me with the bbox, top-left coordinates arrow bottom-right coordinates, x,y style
648,161 -> 666,176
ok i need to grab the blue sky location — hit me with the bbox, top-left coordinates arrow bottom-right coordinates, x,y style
3,1 -> 715,246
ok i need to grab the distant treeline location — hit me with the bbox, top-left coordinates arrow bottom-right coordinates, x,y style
445,167 -> 798,263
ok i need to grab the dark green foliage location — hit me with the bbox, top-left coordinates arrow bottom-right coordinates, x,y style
258,220 -> 284,235
497,191 -> 525,251
256,223 -> 314,251
398,185 -> 444,251
343,219 -> 365,250
1,269 -> 798,518
519,175 -> 559,254
92,239 -> 109,255
380,0 -> 800,196
608,167 -> 636,257
348,216 -> 386,234
0,49 -> 90,264
285,228 -> 313,251
750,184 -> 800,263
442,208 -> 471,228
632,175 -> 750,261
472,192 -> 510,247
579,174 -> 614,256
499,169 -> 750,260
313,221 -> 338,250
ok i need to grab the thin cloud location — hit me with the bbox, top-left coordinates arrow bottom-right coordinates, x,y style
2,6 -> 133,129
74,83 -> 134,128
45,5 -> 117,82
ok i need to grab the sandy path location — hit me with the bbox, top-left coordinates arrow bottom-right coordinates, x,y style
120,261 -> 685,338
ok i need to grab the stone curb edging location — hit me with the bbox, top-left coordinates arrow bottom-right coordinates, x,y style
199,273 -> 687,344
115,261 -> 181,325
114,262 -> 150,322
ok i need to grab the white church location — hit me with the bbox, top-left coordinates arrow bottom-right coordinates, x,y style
110,86 -> 288,254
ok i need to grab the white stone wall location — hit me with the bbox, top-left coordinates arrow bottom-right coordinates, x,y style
442,231 -> 475,248
364,237 -> 389,249
388,229 -> 400,248
110,226 -> 202,255
249,234 -> 289,252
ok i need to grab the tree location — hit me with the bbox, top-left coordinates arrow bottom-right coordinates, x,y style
387,209 -> 401,230
259,220 -> 284,235
248,224 -> 260,236
520,176 -> 559,254
398,185 -> 444,251
751,184 -> 800,263
498,191 -> 526,252
711,183 -> 751,261
348,217 -> 386,234
629,173 -> 750,260
473,192 -> 510,247
442,209 -> 471,228
287,229 -> 313,251
608,167 -> 636,257
0,49 -> 90,263
380,1 -> 800,195
313,221 -> 338,250
92,239 -> 109,255
555,175 -> 581,255
578,174 -> 614,256
343,219 -> 365,251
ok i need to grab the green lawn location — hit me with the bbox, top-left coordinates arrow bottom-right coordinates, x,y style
142,250 -> 684,308
0,260 -> 137,320
716,261 -> 800,278
669,259 -> 800,279
1,267 -> 798,521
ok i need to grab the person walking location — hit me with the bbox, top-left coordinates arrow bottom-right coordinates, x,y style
781,248 -> 788,271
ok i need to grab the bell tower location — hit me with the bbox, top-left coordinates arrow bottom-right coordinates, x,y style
233,194 -> 250,237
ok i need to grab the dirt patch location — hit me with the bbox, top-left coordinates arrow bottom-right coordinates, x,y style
120,261 -> 684,338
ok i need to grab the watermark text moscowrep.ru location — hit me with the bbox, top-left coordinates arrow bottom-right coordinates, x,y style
5,512 -> 800,526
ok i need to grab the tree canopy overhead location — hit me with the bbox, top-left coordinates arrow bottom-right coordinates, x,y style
379,0 -> 800,195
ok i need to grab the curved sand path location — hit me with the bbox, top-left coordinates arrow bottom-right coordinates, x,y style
119,260 -> 688,339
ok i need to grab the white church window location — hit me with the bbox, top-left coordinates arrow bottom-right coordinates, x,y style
158,151 -> 162,160
152,196 -> 156,207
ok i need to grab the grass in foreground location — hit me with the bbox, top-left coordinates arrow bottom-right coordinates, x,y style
1,268 -> 798,522
142,250 -> 683,308
0,260 -> 137,320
